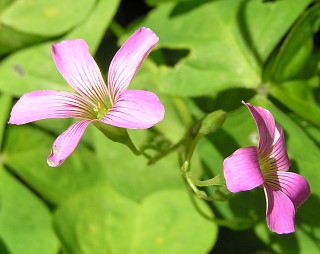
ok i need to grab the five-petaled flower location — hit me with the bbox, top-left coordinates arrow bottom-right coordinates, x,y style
9,27 -> 165,167
223,101 -> 310,234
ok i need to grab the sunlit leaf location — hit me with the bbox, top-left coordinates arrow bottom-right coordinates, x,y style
1,0 -> 95,36
0,0 -> 120,96
0,93 -> 12,148
123,0 -> 311,97
92,126 -> 184,201
3,125 -> 108,205
0,167 -> 59,254
54,186 -> 218,254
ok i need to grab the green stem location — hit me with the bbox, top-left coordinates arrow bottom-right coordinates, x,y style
181,162 -> 228,201
185,132 -> 202,162
173,97 -> 194,128
186,172 -> 225,187
146,141 -> 182,165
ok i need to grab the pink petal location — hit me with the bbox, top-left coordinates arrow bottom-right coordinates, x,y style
107,27 -> 159,101
102,90 -> 164,129
265,171 -> 310,209
223,146 -> 264,192
8,90 -> 95,125
52,39 -> 110,106
264,184 -> 296,234
269,124 -> 291,171
47,120 -> 91,167
243,101 -> 275,158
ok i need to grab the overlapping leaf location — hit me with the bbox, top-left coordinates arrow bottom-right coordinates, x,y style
0,0 -> 120,96
123,0 -> 312,97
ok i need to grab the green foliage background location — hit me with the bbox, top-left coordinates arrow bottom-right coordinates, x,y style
0,0 -> 320,253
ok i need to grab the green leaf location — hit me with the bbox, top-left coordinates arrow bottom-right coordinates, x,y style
265,2 -> 320,81
0,167 -> 59,254
270,80 -> 320,127
3,125 -> 109,205
62,0 -> 120,52
255,220 -> 320,254
0,0 -> 12,12
54,186 -> 218,254
0,0 -> 120,96
265,3 -> 320,127
124,0 -> 311,97
0,24 -> 46,55
0,0 -> 95,36
0,42 -> 69,97
0,93 -> 12,148
92,127 -> 184,201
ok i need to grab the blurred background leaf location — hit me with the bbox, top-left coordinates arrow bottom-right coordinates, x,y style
54,186 -> 218,254
0,167 -> 59,254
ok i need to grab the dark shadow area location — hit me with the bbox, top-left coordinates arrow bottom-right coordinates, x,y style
114,0 -> 151,27
212,226 -> 272,253
95,0 -> 152,73
193,88 -> 255,114
237,0 -> 264,67
298,194 -> 320,228
170,0 -> 217,17
297,194 -> 320,252
0,237 -> 11,254
206,128 -> 241,159
158,48 -> 190,66
269,231 -> 299,254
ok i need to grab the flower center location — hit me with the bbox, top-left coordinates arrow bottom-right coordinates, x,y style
93,102 -> 109,120
261,160 -> 271,175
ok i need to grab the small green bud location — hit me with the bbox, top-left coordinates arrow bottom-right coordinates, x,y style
199,110 -> 227,136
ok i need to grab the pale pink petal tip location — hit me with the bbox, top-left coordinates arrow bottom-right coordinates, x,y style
223,146 -> 264,192
108,27 -> 159,99
47,120 -> 90,167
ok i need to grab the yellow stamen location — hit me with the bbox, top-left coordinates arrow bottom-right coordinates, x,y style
93,102 -> 109,120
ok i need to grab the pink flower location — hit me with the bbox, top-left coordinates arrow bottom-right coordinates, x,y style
223,101 -> 310,234
9,27 -> 164,167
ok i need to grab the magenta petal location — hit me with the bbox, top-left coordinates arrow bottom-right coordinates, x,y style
271,171 -> 310,208
102,90 -> 164,129
8,90 -> 95,125
52,40 -> 110,104
107,27 -> 159,100
264,184 -> 295,234
243,102 -> 276,157
47,120 -> 91,167
269,125 -> 291,171
223,146 -> 264,192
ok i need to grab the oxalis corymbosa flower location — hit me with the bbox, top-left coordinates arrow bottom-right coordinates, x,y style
9,27 -> 164,167
223,101 -> 310,234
